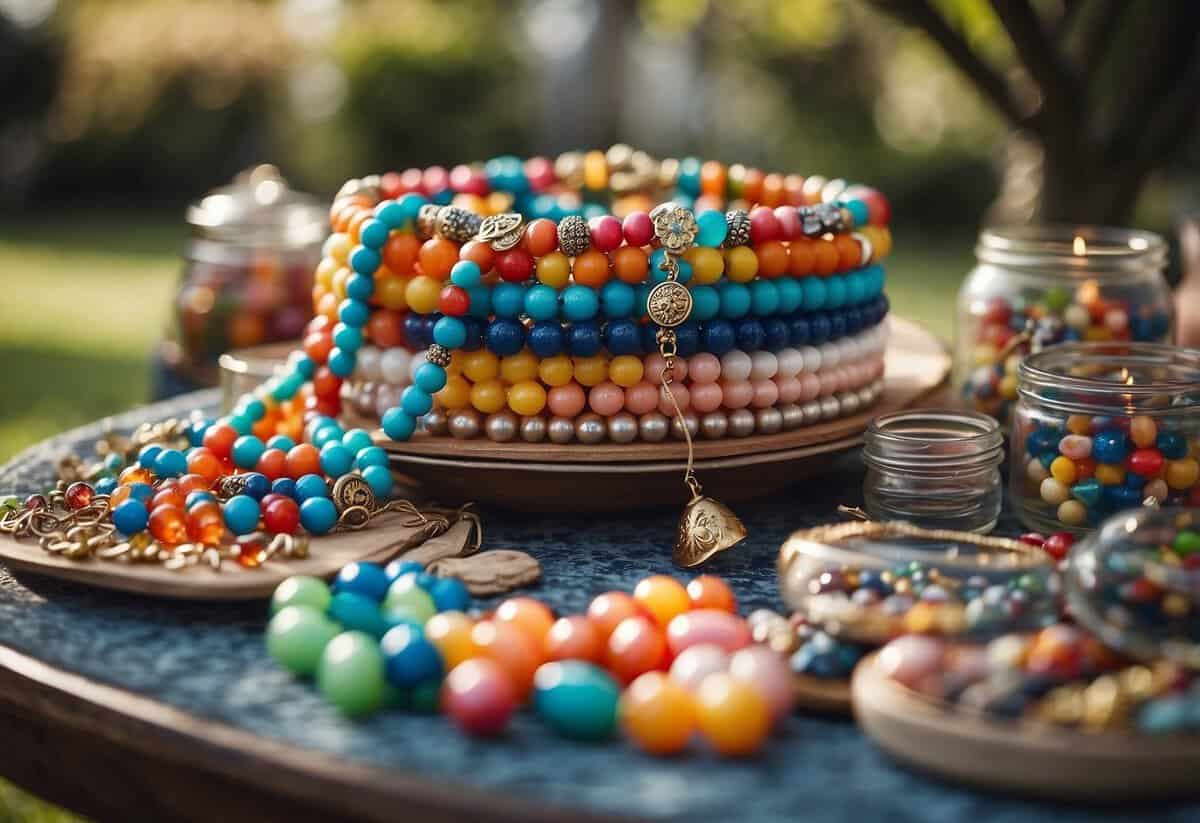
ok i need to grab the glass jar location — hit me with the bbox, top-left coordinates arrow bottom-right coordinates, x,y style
1011,342 -> 1200,535
160,165 -> 327,391
956,225 -> 1171,425
1066,506 -> 1200,670
862,409 -> 1004,533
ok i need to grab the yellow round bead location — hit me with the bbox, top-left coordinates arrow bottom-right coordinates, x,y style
998,374 -> 1018,400
685,247 -> 725,285
500,351 -> 539,384
462,351 -> 500,383
609,355 -> 644,388
405,275 -> 442,315
538,355 -> 574,387
470,379 -> 507,414
1165,458 -> 1200,490
445,350 -> 464,376
324,232 -> 351,264
508,380 -> 547,416
724,246 -> 759,283
573,356 -> 608,387
1057,500 -> 1088,527
436,375 -> 472,410
537,252 -> 571,289
973,343 -> 998,367
331,267 -> 352,300
1130,416 -> 1158,448
1094,463 -> 1126,486
584,149 -> 608,191
374,276 -> 409,310
868,226 -> 892,259
1066,415 -> 1092,436
315,257 -> 338,290
424,612 -> 477,670
1049,456 -> 1077,486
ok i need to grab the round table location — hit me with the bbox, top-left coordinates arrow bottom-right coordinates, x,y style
0,392 -> 1192,822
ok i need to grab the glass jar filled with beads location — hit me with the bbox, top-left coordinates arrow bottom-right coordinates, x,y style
1012,342 -> 1200,534
956,226 -> 1170,425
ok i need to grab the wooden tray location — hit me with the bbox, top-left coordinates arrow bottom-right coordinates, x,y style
852,651 -> 1200,801
793,672 -> 853,715
382,316 -> 949,511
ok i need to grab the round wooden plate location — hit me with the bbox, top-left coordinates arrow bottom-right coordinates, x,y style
852,651 -> 1200,801
380,317 -> 949,510
793,673 -> 853,714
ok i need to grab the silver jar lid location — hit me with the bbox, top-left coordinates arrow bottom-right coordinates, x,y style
976,225 -> 1167,273
186,164 -> 326,248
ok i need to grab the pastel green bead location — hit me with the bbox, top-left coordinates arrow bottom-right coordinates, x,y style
532,661 -> 620,741
271,575 -> 332,615
383,578 -> 437,624
1173,529 -> 1200,555
317,631 -> 387,716
266,605 -> 340,676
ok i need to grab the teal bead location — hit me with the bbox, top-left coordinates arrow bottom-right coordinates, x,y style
267,605 -> 340,676
677,156 -> 702,196
825,276 -> 846,309
1071,478 -> 1102,508
414,362 -> 448,394
103,452 -> 124,472
533,661 -> 620,741
346,273 -> 374,302
312,424 -> 344,449
400,386 -> 433,417
777,278 -> 802,313
349,245 -> 381,276
845,271 -> 865,305
271,576 -> 332,614
341,428 -> 373,455
433,316 -> 467,349
328,591 -> 389,637
450,260 -> 482,288
317,631 -> 387,716
222,495 -> 260,535
649,249 -> 692,284
333,323 -> 363,353
1138,697 -> 1189,735
299,496 -> 338,534
696,209 -> 728,247
223,414 -> 251,435
691,286 -> 720,321
562,285 -> 599,321
635,285 -> 651,318
320,442 -> 354,477
359,218 -> 389,249
524,284 -> 560,321
355,446 -> 388,469
361,464 -> 393,498
382,408 -> 415,440
327,347 -> 355,378
842,199 -> 869,227
718,282 -> 751,319
492,283 -> 525,319
338,299 -> 370,328
750,280 -> 780,316
383,577 -> 437,624
600,281 -> 636,319
396,193 -> 428,224
800,277 -> 827,311
231,435 -> 265,469
374,200 -> 406,230
240,397 -> 266,421
467,286 -> 491,319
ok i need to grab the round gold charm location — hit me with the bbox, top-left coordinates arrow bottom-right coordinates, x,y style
475,212 -> 525,251
650,203 -> 698,254
331,474 -> 376,514
646,280 -> 693,328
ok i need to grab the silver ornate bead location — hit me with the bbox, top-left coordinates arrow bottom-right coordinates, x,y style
800,400 -> 822,425
436,206 -> 482,243
416,204 -> 443,239
838,391 -> 860,417
422,409 -> 448,436
638,413 -> 669,443
576,413 -> 607,444
520,416 -> 547,443
700,411 -> 729,439
780,403 -> 804,430
755,407 -> 783,435
799,206 -> 823,237
548,416 -> 576,444
728,409 -> 756,438
485,411 -> 518,442
448,410 -> 482,440
723,210 -> 751,247
820,395 -> 841,420
557,215 -> 591,257
815,202 -> 845,233
671,412 -> 699,441
607,413 -> 639,444
426,344 -> 452,368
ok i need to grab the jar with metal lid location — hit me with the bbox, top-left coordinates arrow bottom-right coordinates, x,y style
1011,342 -> 1200,535
956,225 -> 1171,425
161,165 -> 327,391
862,409 -> 1004,533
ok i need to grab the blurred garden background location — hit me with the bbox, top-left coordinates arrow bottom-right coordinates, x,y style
1,0 -> 1198,817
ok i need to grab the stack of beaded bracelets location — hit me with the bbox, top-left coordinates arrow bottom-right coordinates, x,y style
293,149 -> 891,446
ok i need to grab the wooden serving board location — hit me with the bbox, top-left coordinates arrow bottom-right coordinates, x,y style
793,673 -> 853,715
852,652 -> 1200,801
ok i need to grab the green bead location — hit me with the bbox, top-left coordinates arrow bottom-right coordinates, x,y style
266,605 -> 340,676
409,679 -> 441,713
1173,529 -> 1200,556
317,631 -> 387,717
383,578 -> 437,624
270,575 -> 332,615
1043,287 -> 1071,313
0,495 -> 19,512
533,661 -> 620,742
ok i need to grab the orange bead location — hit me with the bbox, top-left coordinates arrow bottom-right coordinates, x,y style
694,672 -> 770,756
366,309 -> 405,348
316,291 -> 340,321
586,591 -> 647,641
784,174 -> 805,205
286,444 -> 322,479
605,616 -> 669,684
833,234 -> 861,272
459,240 -> 496,275
118,466 -> 154,486
186,501 -> 225,546
700,161 -> 727,198
742,168 -> 764,204
523,218 -> 559,256
382,232 -> 420,276
544,615 -> 603,663
417,236 -> 459,280
755,241 -> 789,278
612,246 -> 649,284
347,210 -> 370,244
787,238 -> 815,276
256,448 -> 289,481
425,611 -> 477,670
761,173 -> 785,207
470,620 -> 542,700
109,484 -> 134,509
620,671 -> 696,755
812,239 -> 839,276
632,575 -> 692,628
187,449 -> 224,486
251,414 -> 276,441
686,576 -> 738,613
148,504 -> 187,545
494,597 -> 556,649
151,487 -> 185,510
177,473 -> 210,494
572,249 -> 611,288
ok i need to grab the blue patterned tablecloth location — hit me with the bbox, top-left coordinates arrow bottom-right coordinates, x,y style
0,392 -> 1194,822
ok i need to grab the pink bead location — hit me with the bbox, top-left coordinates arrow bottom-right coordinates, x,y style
836,366 -> 851,392
645,353 -> 686,384
449,164 -> 490,197
588,215 -> 623,253
548,383 -> 586,417
799,372 -> 821,402
773,205 -> 801,240
818,370 -> 837,396
749,206 -> 780,244
658,383 -> 690,415
776,376 -> 803,403
524,156 -> 557,193
729,645 -> 795,722
877,635 -> 945,690
669,644 -> 730,692
622,212 -> 654,246
422,165 -> 449,195
588,381 -> 625,416
441,659 -> 517,737
688,353 -> 721,384
624,381 -> 659,415
690,382 -> 724,413
666,609 -> 752,656
750,379 -> 779,409
719,379 -> 753,409
776,348 -> 804,379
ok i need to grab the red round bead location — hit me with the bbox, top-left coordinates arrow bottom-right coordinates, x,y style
312,366 -> 342,400
1127,448 -> 1165,477
305,394 -> 341,419
749,206 -> 781,244
422,165 -> 449,196
588,215 -> 623,253
263,497 -> 301,534
525,156 -> 557,192
202,423 -> 239,461
399,168 -> 424,194
380,171 -> 403,200
439,285 -> 471,317
449,164 -> 489,197
65,481 -> 94,510
1042,532 -> 1074,561
305,315 -> 333,336
303,331 -> 333,365
1018,532 -> 1046,548
495,248 -> 534,283
256,449 -> 289,481
864,188 -> 891,226
622,212 -> 654,247
773,205 -> 801,240
523,219 -> 559,256
259,493 -> 287,510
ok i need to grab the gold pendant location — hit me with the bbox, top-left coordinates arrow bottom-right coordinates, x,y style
673,493 -> 748,567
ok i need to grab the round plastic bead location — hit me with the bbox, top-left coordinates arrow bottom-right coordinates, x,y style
317,631 -> 386,717
632,575 -> 692,628
111,499 -> 149,535
328,591 -> 389,637
383,576 -> 437,625
223,495 -> 261,535
728,645 -> 795,722
425,611 -> 476,670
495,597 -> 556,649
271,575 -> 331,614
533,661 -> 620,741
154,449 -> 188,478
334,562 -> 391,602
694,672 -> 770,756
587,591 -> 647,640
545,615 -> 603,663
562,285 -> 599,322
620,671 -> 696,755
263,497 -> 300,534
605,616 -> 668,684
299,497 -> 338,535
441,659 -> 517,736
267,605 -> 340,676
381,624 -> 444,688
666,609 -> 752,656
428,576 -> 470,613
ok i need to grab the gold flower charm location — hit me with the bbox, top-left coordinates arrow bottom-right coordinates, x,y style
475,212 -> 525,251
650,203 -> 698,254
